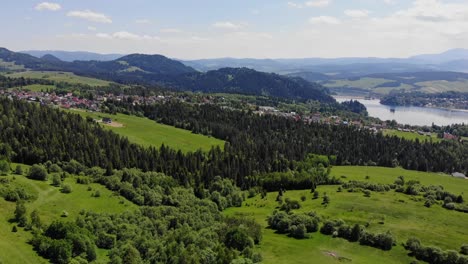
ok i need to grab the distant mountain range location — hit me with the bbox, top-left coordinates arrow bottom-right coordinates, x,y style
0,48 -> 334,102
21,48 -> 468,78
21,50 -> 125,62
182,49 -> 468,78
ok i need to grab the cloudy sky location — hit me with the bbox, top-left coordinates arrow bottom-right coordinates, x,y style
2,0 -> 468,59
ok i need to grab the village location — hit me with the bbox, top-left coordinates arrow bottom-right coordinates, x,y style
0,89 -> 461,141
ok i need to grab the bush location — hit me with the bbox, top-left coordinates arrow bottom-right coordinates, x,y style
52,174 -> 62,187
15,165 -> 23,175
225,227 -> 254,251
0,160 -> 10,175
61,185 -> 72,194
313,191 -> 319,199
461,244 -> 468,255
28,164 -> 48,181
444,202 -> 456,210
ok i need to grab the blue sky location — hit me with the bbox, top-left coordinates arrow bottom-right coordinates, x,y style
1,0 -> 468,59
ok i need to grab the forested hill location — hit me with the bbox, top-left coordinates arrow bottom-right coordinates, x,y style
171,67 -> 335,102
0,47 -> 334,101
1,98 -> 465,192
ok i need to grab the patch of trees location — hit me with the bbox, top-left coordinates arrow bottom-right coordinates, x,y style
340,100 -> 368,115
0,75 -> 54,88
320,219 -> 395,251
342,180 -> 393,193
393,177 -> 466,213
22,163 -> 261,263
405,237 -> 468,264
31,221 -> 97,264
267,210 -> 321,239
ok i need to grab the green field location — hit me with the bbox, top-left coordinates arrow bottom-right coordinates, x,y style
417,80 -> 468,93
226,166 -> 468,264
0,164 -> 136,264
324,77 -> 468,95
4,71 -> 111,87
383,129 -> 441,142
68,110 -> 225,153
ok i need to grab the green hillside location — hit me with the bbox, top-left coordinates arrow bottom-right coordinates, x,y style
4,71 -> 111,87
68,110 -> 225,153
0,164 -> 136,264
226,166 -> 468,264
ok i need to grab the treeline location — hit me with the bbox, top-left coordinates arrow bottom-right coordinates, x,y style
381,91 -> 468,110
106,100 -> 468,176
0,75 -> 54,88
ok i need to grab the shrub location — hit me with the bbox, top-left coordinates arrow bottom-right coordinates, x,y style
0,160 -> 10,175
52,174 -> 62,187
461,244 -> 468,255
15,165 -> 23,175
28,164 -> 48,181
61,184 -> 72,194
313,191 -> 319,199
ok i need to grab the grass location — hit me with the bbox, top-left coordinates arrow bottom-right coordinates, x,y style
67,109 -> 225,153
383,129 -> 441,143
0,164 -> 136,264
417,80 -> 468,93
325,78 -> 392,90
4,71 -> 111,87
225,166 -> 468,264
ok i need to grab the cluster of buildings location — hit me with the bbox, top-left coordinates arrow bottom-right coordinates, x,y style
0,90 -> 174,112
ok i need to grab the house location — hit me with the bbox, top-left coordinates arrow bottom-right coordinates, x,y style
443,132 -> 458,140
102,117 -> 112,124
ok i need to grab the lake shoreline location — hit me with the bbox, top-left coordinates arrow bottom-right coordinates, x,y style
334,96 -> 468,126
334,96 -> 468,113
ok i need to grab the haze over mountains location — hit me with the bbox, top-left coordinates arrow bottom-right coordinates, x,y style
22,48 -> 468,77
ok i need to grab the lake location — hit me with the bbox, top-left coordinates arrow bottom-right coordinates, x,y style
334,97 -> 468,126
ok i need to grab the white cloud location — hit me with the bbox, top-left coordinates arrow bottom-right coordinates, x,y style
87,26 -> 97,31
95,31 -> 160,41
160,28 -> 182,33
95,33 -> 111,39
213,21 -> 247,30
305,0 -> 331,7
35,2 -> 61,11
67,10 -> 112,23
309,16 -> 340,24
135,19 -> 151,24
287,2 -> 302,8
384,0 -> 396,5
344,9 -> 370,19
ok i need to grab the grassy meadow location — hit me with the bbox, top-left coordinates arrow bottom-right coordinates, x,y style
324,77 -> 468,95
225,166 -> 468,264
8,84 -> 56,92
4,71 -> 111,87
67,109 -> 225,153
383,129 -> 441,143
0,164 -> 136,264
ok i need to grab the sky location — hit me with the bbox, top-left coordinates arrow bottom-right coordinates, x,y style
1,0 -> 468,59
